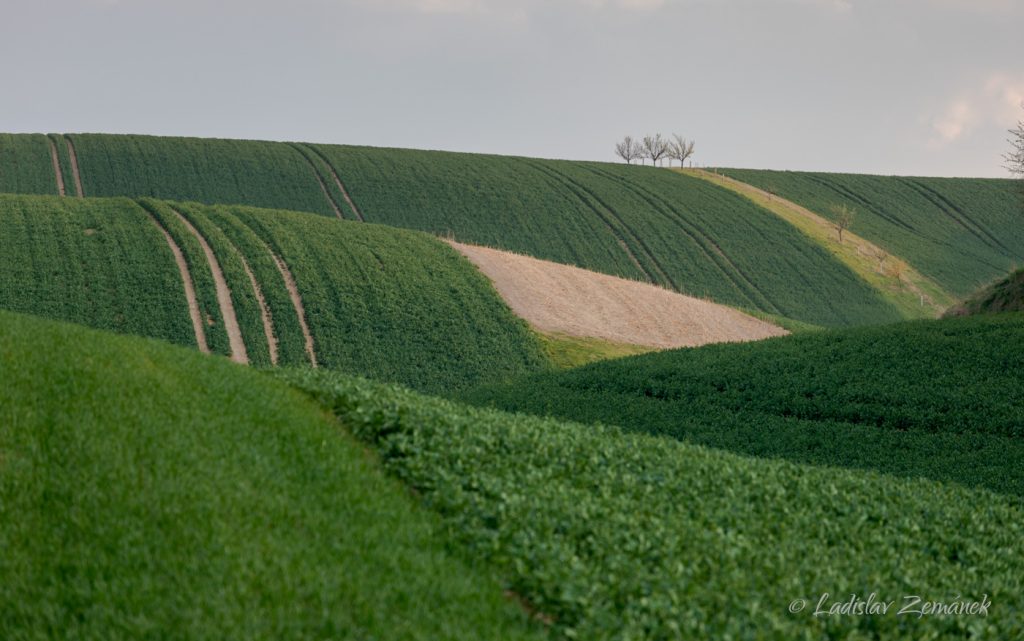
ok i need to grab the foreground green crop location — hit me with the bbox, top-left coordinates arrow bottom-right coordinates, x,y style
283,368 -> 1024,640
466,314 -> 1024,498
0,311 -> 543,641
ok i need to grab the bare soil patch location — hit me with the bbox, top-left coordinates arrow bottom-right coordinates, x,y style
448,240 -> 787,349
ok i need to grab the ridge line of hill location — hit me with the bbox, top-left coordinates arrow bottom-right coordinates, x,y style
172,207 -> 249,364
47,137 -> 66,197
64,135 -> 84,198
684,168 -> 955,317
146,210 -> 209,352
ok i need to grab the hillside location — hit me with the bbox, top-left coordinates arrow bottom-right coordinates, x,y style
946,267 -> 1024,316
0,194 -> 546,392
447,240 -> 788,348
0,133 -> 907,327
285,367 -> 1024,640
0,311 -> 544,640
716,168 -> 1024,297
465,314 -> 1024,498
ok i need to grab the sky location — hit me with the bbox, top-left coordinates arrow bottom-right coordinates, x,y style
1,0 -> 1022,177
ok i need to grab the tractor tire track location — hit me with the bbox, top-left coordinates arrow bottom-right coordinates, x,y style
47,138 -> 66,197
520,159 -> 672,288
302,144 -> 365,222
903,178 -> 1018,258
268,250 -> 318,367
588,166 -> 781,315
64,136 -> 84,198
172,209 -> 249,364
237,248 -> 279,365
804,175 -> 919,235
289,144 -> 345,220
147,212 -> 209,353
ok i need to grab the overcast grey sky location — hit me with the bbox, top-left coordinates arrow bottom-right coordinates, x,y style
2,0 -> 1021,176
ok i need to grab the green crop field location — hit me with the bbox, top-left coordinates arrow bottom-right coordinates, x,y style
0,194 -> 547,392
0,311 -> 545,641
466,314 -> 1024,498
716,168 -> 1024,297
0,133 -> 933,326
0,194 -> 194,346
0,133 -> 60,195
284,366 -> 1024,640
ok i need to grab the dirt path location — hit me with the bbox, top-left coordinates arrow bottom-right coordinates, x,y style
238,254 -> 279,365
64,136 -> 84,198
448,240 -> 787,349
685,169 -> 955,315
173,210 -> 249,364
306,146 -> 365,222
47,138 -> 66,197
148,214 -> 209,353
268,251 -> 318,367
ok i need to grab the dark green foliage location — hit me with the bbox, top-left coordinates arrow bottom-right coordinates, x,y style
718,168 -> 1024,296
174,202 -> 273,366
68,133 -> 338,216
230,206 -> 548,392
0,194 -> 193,346
0,311 -> 545,641
140,199 -> 231,357
0,133 -> 59,195
947,267 -> 1024,316
203,205 -> 312,366
285,367 -> 1024,640
466,315 -> 1024,497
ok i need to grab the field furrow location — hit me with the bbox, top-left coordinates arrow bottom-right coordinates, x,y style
146,211 -> 209,353
47,137 -> 66,197
64,136 -> 84,198
289,143 -> 345,219
304,144 -> 365,221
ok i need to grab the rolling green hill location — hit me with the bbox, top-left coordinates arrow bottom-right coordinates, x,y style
946,267 -> 1024,316
0,194 -> 545,392
716,168 -> 1024,296
285,366 -> 1024,640
465,314 -> 1024,498
0,310 -> 544,641
0,133 -> 911,327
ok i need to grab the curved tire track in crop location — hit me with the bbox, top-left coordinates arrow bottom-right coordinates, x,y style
172,209 -> 249,364
304,145 -> 365,222
289,144 -> 345,220
520,159 -> 671,288
236,248 -> 279,365
47,138 -> 66,197
146,212 -> 209,353
587,166 -> 781,315
903,178 -> 1018,258
64,136 -> 85,198
805,175 -> 919,235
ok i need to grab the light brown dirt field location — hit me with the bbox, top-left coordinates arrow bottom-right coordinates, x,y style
447,240 -> 788,349
147,214 -> 209,353
173,210 -> 249,364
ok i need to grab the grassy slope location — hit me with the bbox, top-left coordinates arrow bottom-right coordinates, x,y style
466,314 -> 1024,499
0,194 -> 194,347
946,267 -> 1024,316
286,368 -> 1024,640
0,311 -> 544,641
2,133 -> 907,327
0,194 -> 547,393
717,168 -> 1024,297
687,168 -> 956,317
537,332 -> 656,369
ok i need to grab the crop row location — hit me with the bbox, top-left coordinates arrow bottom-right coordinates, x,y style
466,314 -> 1024,497
283,367 -> 1024,640
718,168 -> 1024,296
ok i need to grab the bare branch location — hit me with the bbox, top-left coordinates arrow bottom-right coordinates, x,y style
668,134 -> 695,168
614,136 -> 642,164
829,204 -> 856,244
642,134 -> 670,167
